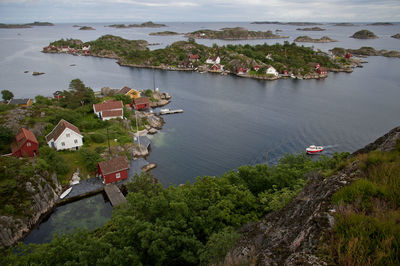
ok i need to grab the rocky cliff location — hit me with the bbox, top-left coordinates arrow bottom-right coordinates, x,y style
0,165 -> 62,247
222,125 -> 400,265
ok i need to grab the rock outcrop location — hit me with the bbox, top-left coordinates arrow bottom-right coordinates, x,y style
223,125 -> 400,265
351,29 -> 378,39
0,172 -> 62,247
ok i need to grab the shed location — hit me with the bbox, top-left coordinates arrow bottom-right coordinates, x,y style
133,97 -> 150,111
11,128 -> 39,157
98,156 -> 129,184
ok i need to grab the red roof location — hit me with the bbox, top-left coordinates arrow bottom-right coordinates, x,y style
93,100 -> 123,113
98,156 -> 129,175
133,97 -> 150,105
11,128 -> 38,153
118,86 -> 133,95
189,54 -> 199,59
45,119 -> 82,142
102,109 -> 123,118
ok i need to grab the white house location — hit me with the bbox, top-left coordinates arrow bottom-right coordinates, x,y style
266,66 -> 279,77
206,56 -> 220,65
45,119 -> 83,151
82,45 -> 90,52
93,100 -> 124,121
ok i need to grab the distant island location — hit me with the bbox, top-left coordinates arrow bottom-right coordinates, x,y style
42,34 -> 363,81
333,23 -> 356,26
149,31 -> 179,36
294,36 -> 337,43
367,22 -> 395,26
296,27 -> 325,31
251,21 -> 323,26
79,26 -> 95,30
184,27 -> 288,40
0,21 -> 54,29
330,46 -> 400,58
351,30 -> 378,39
108,21 -> 166,28
391,34 -> 400,39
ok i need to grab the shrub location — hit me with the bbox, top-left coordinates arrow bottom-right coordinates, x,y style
79,148 -> 102,173
90,133 -> 106,143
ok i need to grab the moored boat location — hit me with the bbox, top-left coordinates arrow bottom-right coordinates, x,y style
60,187 -> 72,199
306,145 -> 324,154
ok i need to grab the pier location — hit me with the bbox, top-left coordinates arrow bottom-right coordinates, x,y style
159,109 -> 183,115
104,183 -> 127,206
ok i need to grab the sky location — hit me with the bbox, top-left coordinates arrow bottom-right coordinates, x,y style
0,0 -> 399,23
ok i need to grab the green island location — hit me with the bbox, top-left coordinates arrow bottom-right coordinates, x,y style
43,34 -> 361,79
296,27 -> 326,31
149,31 -> 180,36
351,29 -> 378,39
79,26 -> 95,30
294,35 -> 338,43
366,22 -> 395,26
331,46 -> 400,58
184,27 -> 288,40
108,21 -> 166,28
2,125 -> 400,265
0,21 -> 54,29
251,21 -> 323,26
333,23 -> 356,26
391,33 -> 400,39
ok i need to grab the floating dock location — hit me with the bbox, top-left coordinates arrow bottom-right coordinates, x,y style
159,109 -> 183,115
104,183 -> 127,207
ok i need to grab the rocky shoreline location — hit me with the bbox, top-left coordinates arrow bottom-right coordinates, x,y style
294,36 -> 337,43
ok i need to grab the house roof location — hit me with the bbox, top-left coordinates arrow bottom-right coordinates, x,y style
208,56 -> 219,61
45,119 -> 82,143
98,156 -> 129,175
53,91 -> 63,96
102,109 -> 123,118
189,54 -> 199,59
93,100 -> 123,113
11,128 -> 38,153
118,86 -> 133,95
134,97 -> 150,105
8,98 -> 31,105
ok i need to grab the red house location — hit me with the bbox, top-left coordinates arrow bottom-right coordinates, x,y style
53,91 -> 63,100
309,62 -> 320,70
11,128 -> 39,158
189,54 -> 199,62
237,67 -> 247,75
253,65 -> 260,71
283,70 -> 289,75
345,52 -> 352,59
98,156 -> 129,184
133,97 -> 150,110
211,64 -> 222,71
317,67 -> 328,75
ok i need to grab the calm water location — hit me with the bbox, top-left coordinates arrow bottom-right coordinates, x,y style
1,22 -> 399,242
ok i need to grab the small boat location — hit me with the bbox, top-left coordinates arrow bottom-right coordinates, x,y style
306,145 -> 324,154
60,187 -> 72,199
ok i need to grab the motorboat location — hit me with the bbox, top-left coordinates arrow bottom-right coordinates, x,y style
306,145 -> 324,154
60,187 -> 72,199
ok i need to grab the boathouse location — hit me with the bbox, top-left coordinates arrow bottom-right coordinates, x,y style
45,119 -> 83,151
133,97 -> 150,111
97,156 -> 129,184
93,100 -> 124,120
11,128 -> 39,158
317,67 -> 328,75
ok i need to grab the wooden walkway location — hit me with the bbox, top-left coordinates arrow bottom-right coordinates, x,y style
104,184 -> 127,207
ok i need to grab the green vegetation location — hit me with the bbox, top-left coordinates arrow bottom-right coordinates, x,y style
351,29 -> 378,39
4,153 -> 348,265
1,89 -> 13,101
46,35 -> 344,76
149,31 -> 180,36
0,125 -> 14,154
324,143 -> 400,265
185,27 -> 287,40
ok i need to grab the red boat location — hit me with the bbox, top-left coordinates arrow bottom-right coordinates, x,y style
306,145 -> 324,154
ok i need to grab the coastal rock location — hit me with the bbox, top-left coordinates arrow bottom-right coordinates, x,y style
141,163 -> 157,172
294,36 -> 337,43
132,145 -> 149,157
32,72 -> 45,76
222,125 -> 400,265
79,26 -> 95,30
391,34 -> 400,39
351,29 -> 378,39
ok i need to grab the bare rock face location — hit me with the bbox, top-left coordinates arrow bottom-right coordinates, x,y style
223,125 -> 400,265
0,172 -> 62,247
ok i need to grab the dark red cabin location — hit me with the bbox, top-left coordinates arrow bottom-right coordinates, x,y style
11,128 -> 39,157
53,91 -> 63,100
98,156 -> 129,184
133,97 -> 150,110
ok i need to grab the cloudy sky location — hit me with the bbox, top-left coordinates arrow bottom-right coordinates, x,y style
0,0 -> 399,23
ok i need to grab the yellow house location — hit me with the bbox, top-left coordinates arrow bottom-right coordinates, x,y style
118,86 -> 140,99
8,98 -> 34,107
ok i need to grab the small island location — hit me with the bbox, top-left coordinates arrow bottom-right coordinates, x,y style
296,27 -> 325,31
251,21 -> 323,26
149,31 -> 180,36
184,27 -> 288,40
344,46 -> 400,58
79,26 -> 95,30
333,23 -> 356,26
0,21 -> 54,29
108,21 -> 166,28
294,36 -> 337,43
391,34 -> 400,39
351,30 -> 378,39
367,22 -> 395,26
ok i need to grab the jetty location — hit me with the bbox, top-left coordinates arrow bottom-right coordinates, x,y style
159,109 -> 183,115
104,183 -> 127,206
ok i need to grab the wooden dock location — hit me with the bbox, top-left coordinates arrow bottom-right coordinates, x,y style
104,184 -> 127,207
159,109 -> 183,115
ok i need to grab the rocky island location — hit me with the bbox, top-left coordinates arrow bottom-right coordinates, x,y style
251,21 -> 323,26
345,46 -> 400,58
108,21 -> 166,28
351,29 -> 378,39
296,27 -> 325,31
333,22 -> 356,26
43,34 -> 361,80
184,27 -> 288,40
149,31 -> 180,36
367,22 -> 395,26
79,26 -> 95,30
294,36 -> 337,43
0,21 -> 54,29
391,33 -> 400,39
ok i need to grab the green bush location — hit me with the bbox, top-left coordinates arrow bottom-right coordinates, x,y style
90,133 -> 106,143
39,146 -> 69,176
79,148 -> 102,173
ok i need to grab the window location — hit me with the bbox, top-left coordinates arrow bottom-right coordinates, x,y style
116,173 -> 121,179
66,133 -> 70,137
61,142 -> 65,146
27,142 -> 31,147
74,139 -> 78,144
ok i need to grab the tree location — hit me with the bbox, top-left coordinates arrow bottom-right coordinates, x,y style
60,79 -> 96,109
1,90 -> 13,101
